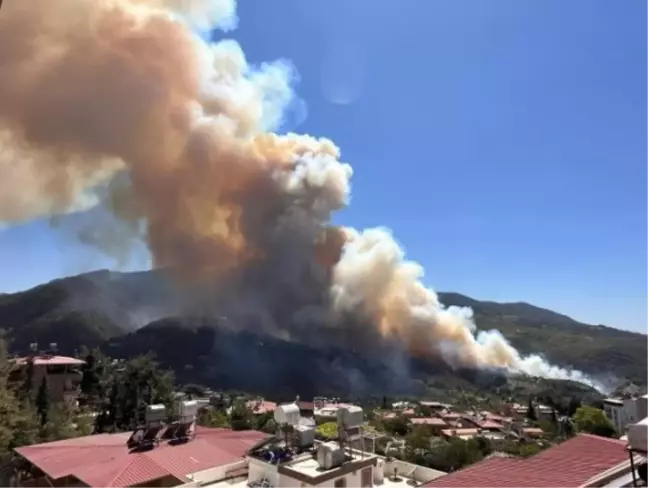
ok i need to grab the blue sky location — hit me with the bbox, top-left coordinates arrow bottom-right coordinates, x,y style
1,0 -> 646,332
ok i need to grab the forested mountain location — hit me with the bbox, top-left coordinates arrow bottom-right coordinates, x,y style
0,271 -> 645,396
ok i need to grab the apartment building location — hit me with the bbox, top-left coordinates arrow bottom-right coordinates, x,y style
604,394 -> 648,434
10,353 -> 85,406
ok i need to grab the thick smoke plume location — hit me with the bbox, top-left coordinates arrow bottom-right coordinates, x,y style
0,0 -> 601,389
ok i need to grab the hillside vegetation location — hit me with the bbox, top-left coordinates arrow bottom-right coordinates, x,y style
438,292 -> 646,384
0,271 -> 644,395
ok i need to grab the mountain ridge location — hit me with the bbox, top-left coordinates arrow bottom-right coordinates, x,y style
0,269 -> 645,391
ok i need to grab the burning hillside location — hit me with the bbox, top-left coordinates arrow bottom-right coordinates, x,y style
0,0 -> 602,389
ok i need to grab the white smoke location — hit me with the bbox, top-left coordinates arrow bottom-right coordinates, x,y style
0,0 -> 604,392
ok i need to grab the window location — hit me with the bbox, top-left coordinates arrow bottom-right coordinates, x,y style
334,477 -> 346,488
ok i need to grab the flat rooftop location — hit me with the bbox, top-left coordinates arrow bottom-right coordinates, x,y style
282,450 -> 375,478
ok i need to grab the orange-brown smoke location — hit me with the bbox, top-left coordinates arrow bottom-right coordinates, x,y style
0,0 -> 601,389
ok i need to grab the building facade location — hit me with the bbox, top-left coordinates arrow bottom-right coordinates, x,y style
604,395 -> 648,434
10,354 -> 85,406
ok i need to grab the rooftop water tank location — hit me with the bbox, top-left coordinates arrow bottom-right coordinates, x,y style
294,425 -> 315,448
178,400 -> 198,417
145,404 -> 167,424
274,403 -> 300,426
628,417 -> 648,452
317,442 -> 345,470
178,400 -> 198,422
337,405 -> 364,429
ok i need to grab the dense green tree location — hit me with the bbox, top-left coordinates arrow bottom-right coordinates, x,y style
197,409 -> 230,428
229,401 -> 253,431
383,415 -> 409,437
40,405 -> 77,442
79,349 -> 107,407
526,396 -> 537,421
20,358 -> 34,403
253,412 -> 275,432
573,406 -> 616,438
315,422 -> 338,439
35,377 -> 50,427
567,396 -> 582,417
423,438 -> 485,472
182,384 -> 207,398
0,339 -> 39,465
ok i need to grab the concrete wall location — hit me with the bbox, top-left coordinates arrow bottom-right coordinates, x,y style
383,459 -> 445,484
279,467 -> 370,487
132,475 -> 183,487
187,460 -> 246,485
249,458 -> 280,487
605,398 -> 645,434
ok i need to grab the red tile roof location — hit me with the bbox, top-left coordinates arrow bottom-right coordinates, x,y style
441,428 -> 481,438
411,417 -> 447,427
246,400 -> 276,414
15,427 -> 266,487
13,355 -> 85,366
424,434 -> 629,487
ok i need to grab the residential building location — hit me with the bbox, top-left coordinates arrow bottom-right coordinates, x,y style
533,403 -> 555,422
520,427 -> 545,439
460,415 -> 503,432
14,423 -> 446,487
604,395 -> 648,434
14,426 -> 266,487
314,402 -> 353,418
410,417 -> 448,435
297,400 -> 315,417
245,444 -> 445,488
424,434 -> 641,487
437,410 -> 462,426
10,354 -> 85,406
246,399 -> 277,415
420,401 -> 451,411
440,428 -> 506,442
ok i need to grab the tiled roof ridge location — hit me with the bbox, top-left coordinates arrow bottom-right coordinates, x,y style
576,432 -> 626,445
18,443 -> 126,449
109,454 -> 172,487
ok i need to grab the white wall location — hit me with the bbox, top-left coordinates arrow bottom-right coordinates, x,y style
187,460 -> 246,485
278,466 -> 371,487
248,458 -> 280,487
383,459 -> 445,484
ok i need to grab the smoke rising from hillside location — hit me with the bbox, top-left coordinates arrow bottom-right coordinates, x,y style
0,0 -> 601,389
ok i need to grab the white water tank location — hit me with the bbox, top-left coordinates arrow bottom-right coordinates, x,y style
295,424 -> 315,448
628,417 -> 648,452
178,400 -> 198,416
374,459 -> 385,484
178,400 -> 198,422
337,405 -> 364,429
317,442 -> 345,470
274,403 -> 300,426
145,404 -> 167,424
